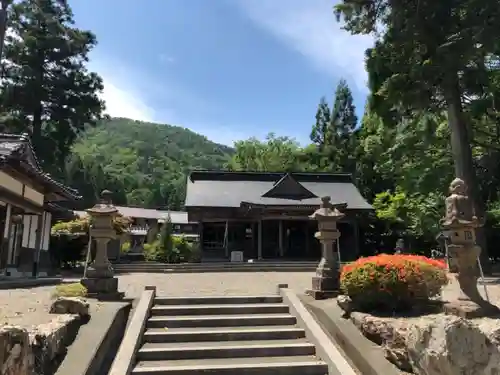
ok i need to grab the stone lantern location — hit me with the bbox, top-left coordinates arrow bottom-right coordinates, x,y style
440,178 -> 498,317
81,190 -> 123,300
306,196 -> 345,300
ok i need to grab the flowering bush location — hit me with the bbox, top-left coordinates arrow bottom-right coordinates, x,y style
340,254 -> 448,312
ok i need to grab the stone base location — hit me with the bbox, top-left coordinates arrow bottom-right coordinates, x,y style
443,300 -> 500,318
305,289 -> 339,300
306,275 -> 339,300
312,274 -> 339,290
80,276 -> 124,300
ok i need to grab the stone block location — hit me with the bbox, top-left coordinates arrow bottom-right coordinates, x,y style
50,297 -> 90,317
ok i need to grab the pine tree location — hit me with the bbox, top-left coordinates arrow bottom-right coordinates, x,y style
158,215 -> 174,262
310,96 -> 331,148
329,79 -> 358,173
0,0 -> 105,174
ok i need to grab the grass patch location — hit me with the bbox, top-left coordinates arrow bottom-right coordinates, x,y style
52,282 -> 88,298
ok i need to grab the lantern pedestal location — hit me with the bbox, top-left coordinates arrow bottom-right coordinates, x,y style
80,190 -> 124,301
440,178 -> 499,318
306,196 -> 344,300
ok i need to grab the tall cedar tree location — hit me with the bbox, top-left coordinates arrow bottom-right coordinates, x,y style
329,79 -> 357,173
310,80 -> 357,172
334,0 -> 500,269
0,0 -> 105,174
159,215 -> 174,262
310,96 -> 331,147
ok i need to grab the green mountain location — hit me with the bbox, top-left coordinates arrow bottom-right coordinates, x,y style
65,117 -> 233,210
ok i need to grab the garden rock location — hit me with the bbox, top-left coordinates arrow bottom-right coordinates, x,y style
336,295 -> 354,316
0,325 -> 33,375
49,297 -> 90,317
406,315 -> 500,375
30,315 -> 80,375
350,312 -> 413,372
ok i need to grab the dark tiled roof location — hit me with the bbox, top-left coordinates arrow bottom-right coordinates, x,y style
185,170 -> 373,210
0,133 -> 81,200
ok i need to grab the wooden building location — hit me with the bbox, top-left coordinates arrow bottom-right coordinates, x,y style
185,171 -> 373,261
0,133 -> 80,277
74,206 -> 199,260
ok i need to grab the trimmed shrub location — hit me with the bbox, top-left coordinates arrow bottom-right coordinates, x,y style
52,282 -> 88,298
143,236 -> 198,263
340,254 -> 448,312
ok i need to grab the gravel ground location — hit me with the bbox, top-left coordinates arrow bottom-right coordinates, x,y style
1,272 -> 500,329
0,272 -> 313,328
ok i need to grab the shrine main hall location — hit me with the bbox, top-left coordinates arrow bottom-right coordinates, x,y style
184,171 -> 372,262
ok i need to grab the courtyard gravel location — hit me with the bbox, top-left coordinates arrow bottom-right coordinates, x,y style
2,272 -> 500,329
0,272 -> 313,328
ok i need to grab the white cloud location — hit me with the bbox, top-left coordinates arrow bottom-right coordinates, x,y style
88,58 -> 158,122
100,80 -> 156,122
234,0 -> 374,92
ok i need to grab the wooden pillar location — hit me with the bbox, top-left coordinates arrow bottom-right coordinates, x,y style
198,222 -> 204,253
257,220 -> 262,260
278,220 -> 284,257
353,221 -> 360,259
224,221 -> 229,258
304,220 -> 309,258
33,213 -> 43,277
1,203 -> 11,270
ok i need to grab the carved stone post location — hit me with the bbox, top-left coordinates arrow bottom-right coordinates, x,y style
440,178 -> 499,317
81,190 -> 124,300
306,196 -> 345,300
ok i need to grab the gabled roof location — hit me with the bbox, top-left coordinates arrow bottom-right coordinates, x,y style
262,173 -> 317,200
185,170 -> 373,210
0,133 -> 81,200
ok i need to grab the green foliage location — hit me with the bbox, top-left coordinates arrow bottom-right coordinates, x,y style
226,133 -> 307,172
341,254 -> 448,312
66,118 -> 233,209
0,0 -> 104,174
52,282 -> 88,299
142,235 -> 199,264
121,241 -> 131,255
51,215 -> 131,236
158,217 -> 174,262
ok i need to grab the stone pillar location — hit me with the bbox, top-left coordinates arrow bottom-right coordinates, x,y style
306,196 -> 345,300
440,178 -> 499,317
81,190 -> 124,300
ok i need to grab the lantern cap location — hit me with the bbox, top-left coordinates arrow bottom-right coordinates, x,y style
86,190 -> 118,215
309,196 -> 345,220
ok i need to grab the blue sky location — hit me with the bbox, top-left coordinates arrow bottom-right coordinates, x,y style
70,0 -> 373,146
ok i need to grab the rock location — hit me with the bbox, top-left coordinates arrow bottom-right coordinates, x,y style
29,315 -> 80,375
406,315 -> 500,375
350,312 -> 413,372
49,297 -> 90,317
0,325 -> 34,375
337,295 -> 354,315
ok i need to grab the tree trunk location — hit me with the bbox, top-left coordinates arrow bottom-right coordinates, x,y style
443,72 -> 491,274
0,0 -> 10,63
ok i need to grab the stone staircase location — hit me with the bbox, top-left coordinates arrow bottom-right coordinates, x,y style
131,295 -> 328,374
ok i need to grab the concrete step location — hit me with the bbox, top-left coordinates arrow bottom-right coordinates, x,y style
154,295 -> 283,306
143,326 -> 306,343
132,356 -> 328,375
147,314 -> 297,329
137,339 -> 315,361
150,303 -> 289,316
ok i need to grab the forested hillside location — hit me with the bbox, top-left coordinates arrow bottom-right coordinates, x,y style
1,0 -> 500,264
64,118 -> 233,210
